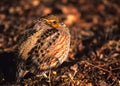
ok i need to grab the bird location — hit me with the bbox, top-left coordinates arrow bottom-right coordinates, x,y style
16,15 -> 70,83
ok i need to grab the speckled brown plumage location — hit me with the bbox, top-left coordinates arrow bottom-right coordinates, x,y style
16,15 -> 70,82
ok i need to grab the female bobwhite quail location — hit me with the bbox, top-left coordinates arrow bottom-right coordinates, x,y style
16,15 -> 70,82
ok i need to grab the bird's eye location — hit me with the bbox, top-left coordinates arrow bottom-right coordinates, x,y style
52,20 -> 57,24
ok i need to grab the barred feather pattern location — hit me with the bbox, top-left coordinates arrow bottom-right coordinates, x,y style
16,15 -> 70,82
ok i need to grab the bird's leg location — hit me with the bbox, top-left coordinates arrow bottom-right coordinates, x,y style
16,69 -> 28,83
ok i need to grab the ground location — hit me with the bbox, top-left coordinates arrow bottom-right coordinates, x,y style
0,0 -> 120,86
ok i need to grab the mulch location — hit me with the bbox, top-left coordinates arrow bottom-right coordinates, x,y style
0,0 -> 120,85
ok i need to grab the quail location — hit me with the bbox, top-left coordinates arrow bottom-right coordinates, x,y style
16,15 -> 70,82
